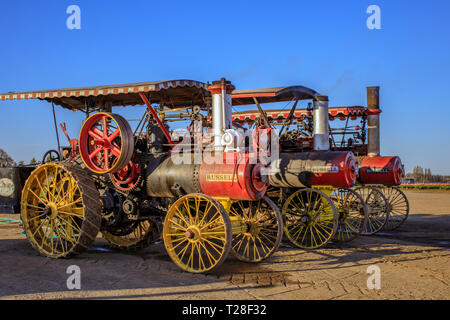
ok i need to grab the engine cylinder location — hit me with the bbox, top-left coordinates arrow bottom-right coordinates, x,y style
146,156 -> 201,198
357,155 -> 404,186
269,151 -> 357,188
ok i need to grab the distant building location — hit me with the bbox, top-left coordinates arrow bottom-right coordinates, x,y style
402,178 -> 415,184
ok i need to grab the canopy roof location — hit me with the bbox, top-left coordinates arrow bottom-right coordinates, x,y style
0,80 -> 208,111
232,106 -> 366,123
232,85 -> 319,105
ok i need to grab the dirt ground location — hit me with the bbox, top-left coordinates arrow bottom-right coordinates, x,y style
0,190 -> 448,300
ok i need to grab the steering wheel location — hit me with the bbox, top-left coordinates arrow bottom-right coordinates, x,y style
42,149 -> 61,164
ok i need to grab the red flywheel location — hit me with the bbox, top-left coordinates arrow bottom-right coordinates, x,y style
79,112 -> 134,174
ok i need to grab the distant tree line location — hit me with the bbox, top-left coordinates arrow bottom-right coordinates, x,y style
0,148 -> 38,167
405,166 -> 450,183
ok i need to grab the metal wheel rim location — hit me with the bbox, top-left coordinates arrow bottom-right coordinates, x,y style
330,188 -> 368,243
355,186 -> 390,235
380,186 -> 409,230
282,188 -> 338,249
21,163 -> 100,258
102,220 -> 158,250
163,194 -> 232,273
229,196 -> 283,263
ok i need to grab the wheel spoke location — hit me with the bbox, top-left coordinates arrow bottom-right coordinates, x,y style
89,146 -> 103,160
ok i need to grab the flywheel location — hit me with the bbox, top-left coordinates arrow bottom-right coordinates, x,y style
79,112 -> 134,174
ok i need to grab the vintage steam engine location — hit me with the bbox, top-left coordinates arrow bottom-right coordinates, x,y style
0,77 -> 402,272
231,87 -> 367,248
232,85 -> 408,245
345,87 -> 408,231
0,78 -> 285,273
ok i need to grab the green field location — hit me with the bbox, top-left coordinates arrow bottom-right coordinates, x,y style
400,184 -> 450,190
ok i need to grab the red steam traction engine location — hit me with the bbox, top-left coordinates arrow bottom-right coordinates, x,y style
232,86 -> 409,244
230,86 -> 367,248
0,78 -> 286,273
327,87 -> 408,231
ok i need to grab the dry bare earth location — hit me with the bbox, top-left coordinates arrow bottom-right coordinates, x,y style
0,190 -> 449,300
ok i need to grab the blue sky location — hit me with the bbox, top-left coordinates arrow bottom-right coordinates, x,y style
0,0 -> 449,174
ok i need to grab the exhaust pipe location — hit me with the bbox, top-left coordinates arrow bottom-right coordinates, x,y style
366,86 -> 381,156
313,95 -> 330,151
207,78 -> 235,151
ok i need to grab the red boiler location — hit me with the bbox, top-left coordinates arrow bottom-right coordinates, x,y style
357,156 -> 404,186
199,152 -> 268,201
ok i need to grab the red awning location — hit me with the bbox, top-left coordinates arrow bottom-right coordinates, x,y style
232,106 -> 366,122
0,79 -> 208,111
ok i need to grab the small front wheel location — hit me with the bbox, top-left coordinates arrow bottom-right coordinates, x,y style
379,186 -> 409,230
282,188 -> 338,249
330,188 -> 368,243
229,196 -> 283,263
163,194 -> 232,273
355,186 -> 390,235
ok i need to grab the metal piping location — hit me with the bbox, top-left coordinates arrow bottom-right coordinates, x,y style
313,95 -> 330,151
366,86 -> 380,156
209,78 -> 235,150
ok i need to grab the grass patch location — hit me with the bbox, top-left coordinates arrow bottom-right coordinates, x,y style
400,184 -> 450,190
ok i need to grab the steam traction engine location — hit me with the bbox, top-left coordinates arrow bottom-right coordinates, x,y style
231,87 -> 367,248
232,85 -> 408,241
352,87 -> 408,231
0,79 -> 284,273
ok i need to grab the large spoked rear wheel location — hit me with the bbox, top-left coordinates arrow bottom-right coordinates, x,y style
282,188 -> 338,249
229,196 -> 283,263
355,186 -> 390,235
21,163 -> 101,258
379,186 -> 410,230
102,220 -> 161,251
163,194 -> 232,273
330,188 -> 368,243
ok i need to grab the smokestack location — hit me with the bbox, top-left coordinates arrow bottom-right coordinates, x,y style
208,78 -> 235,150
313,95 -> 330,151
366,86 -> 381,156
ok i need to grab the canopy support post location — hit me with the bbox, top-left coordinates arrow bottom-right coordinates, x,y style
51,100 -> 61,158
279,99 -> 299,136
139,92 -> 174,146
252,97 -> 271,128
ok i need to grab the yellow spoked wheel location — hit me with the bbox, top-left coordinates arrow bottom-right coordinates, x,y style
229,196 -> 283,263
282,188 -> 338,249
21,163 -> 101,258
102,220 -> 161,251
379,186 -> 409,231
163,194 -> 232,273
355,186 -> 390,235
330,188 -> 368,243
